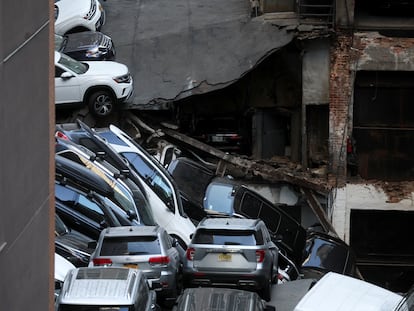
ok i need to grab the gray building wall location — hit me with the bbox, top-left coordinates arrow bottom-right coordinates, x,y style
0,0 -> 54,310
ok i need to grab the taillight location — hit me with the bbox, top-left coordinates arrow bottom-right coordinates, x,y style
92,258 -> 112,266
228,134 -> 242,140
55,131 -> 69,140
186,247 -> 195,261
149,256 -> 170,265
256,250 -> 265,263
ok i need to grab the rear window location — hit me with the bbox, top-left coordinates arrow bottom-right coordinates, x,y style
100,236 -> 161,256
193,229 -> 263,246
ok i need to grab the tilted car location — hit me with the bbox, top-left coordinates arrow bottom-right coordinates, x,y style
89,225 -> 183,307
54,51 -> 133,117
301,231 -> 358,280
203,177 -> 306,266
55,138 -> 155,223
293,272 -> 403,311
56,267 -> 160,311
55,213 -> 95,267
54,31 -> 115,61
54,0 -> 105,36
55,119 -> 196,249
183,217 -> 279,301
55,154 -> 156,231
173,287 -> 276,311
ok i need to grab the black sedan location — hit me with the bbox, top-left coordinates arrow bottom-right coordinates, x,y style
54,31 -> 115,61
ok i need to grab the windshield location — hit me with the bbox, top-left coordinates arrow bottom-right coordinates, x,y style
203,182 -> 235,215
302,238 -> 349,274
58,52 -> 87,74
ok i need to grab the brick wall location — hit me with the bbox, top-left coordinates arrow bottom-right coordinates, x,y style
329,31 -> 353,187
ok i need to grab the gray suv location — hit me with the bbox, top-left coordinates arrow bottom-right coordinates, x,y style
183,218 -> 279,301
89,225 -> 183,307
56,267 -> 159,311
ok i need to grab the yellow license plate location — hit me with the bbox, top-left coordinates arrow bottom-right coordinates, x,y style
124,264 -> 138,269
218,253 -> 232,262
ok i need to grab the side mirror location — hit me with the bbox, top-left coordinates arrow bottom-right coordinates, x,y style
60,72 -> 73,79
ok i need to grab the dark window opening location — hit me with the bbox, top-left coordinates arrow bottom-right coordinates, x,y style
354,0 -> 414,32
353,71 -> 414,181
350,209 -> 414,292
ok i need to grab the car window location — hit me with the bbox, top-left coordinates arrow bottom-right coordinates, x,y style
57,52 -> 87,74
193,229 -> 263,246
55,66 -> 65,77
55,183 -> 77,203
122,151 -> 174,209
239,193 -> 282,233
203,183 -> 235,214
76,194 -> 107,224
98,131 -> 130,147
100,236 -> 161,256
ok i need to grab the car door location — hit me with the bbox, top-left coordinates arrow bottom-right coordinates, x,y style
55,64 -> 82,104
234,188 -> 306,265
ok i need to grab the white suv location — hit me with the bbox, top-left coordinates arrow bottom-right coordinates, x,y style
54,0 -> 105,36
54,51 -> 133,117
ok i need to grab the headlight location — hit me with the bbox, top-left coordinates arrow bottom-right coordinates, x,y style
86,47 -> 102,58
84,0 -> 97,20
113,73 -> 132,83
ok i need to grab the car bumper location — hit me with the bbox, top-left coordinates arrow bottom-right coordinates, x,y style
118,83 -> 134,103
183,270 -> 268,291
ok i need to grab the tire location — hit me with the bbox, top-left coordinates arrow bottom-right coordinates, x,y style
88,90 -> 116,117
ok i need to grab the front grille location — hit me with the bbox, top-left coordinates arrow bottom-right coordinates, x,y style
102,35 -> 112,48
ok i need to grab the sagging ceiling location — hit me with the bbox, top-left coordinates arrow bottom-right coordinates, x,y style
118,0 -> 295,108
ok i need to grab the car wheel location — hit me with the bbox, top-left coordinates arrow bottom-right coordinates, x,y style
88,90 -> 116,117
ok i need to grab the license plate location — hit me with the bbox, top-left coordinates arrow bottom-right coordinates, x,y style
124,263 -> 138,269
218,253 -> 232,262
211,136 -> 225,142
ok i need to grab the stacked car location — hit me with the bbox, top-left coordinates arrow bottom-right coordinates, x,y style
54,0 -> 133,118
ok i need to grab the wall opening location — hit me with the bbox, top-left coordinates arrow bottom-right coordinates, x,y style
352,71 -> 414,181
350,209 -> 414,292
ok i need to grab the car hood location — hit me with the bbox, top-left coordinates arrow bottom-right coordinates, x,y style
65,32 -> 106,51
55,0 -> 91,23
84,61 -> 129,77
55,253 -> 76,282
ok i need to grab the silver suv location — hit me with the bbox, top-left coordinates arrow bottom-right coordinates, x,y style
89,225 -> 183,307
56,267 -> 159,311
183,218 -> 279,301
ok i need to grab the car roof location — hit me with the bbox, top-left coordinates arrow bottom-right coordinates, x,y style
59,267 -> 144,305
101,225 -> 161,237
197,217 -> 262,230
293,272 -> 403,311
177,287 -> 262,311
